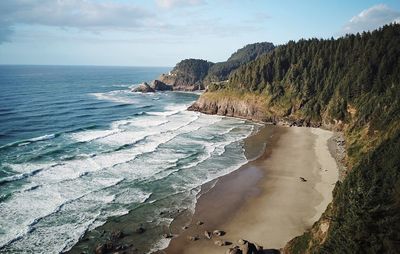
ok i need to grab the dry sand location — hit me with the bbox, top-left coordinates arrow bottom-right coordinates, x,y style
162,125 -> 339,254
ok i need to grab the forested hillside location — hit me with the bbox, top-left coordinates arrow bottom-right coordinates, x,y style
158,42 -> 274,90
159,59 -> 213,90
204,42 -> 275,84
191,24 -> 400,253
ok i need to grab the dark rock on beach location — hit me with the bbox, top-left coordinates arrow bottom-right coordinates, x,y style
204,230 -> 212,239
212,230 -> 225,236
238,240 -> 260,254
187,235 -> 199,241
214,240 -> 231,246
226,246 -> 243,254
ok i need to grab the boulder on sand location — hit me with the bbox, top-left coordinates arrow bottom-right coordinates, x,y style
132,82 -> 155,93
204,230 -> 212,239
240,241 -> 259,254
226,246 -> 243,254
212,230 -> 225,236
237,239 -> 247,245
214,240 -> 231,246
187,236 -> 198,241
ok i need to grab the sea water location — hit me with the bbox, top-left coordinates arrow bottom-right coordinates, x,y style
0,65 -> 257,253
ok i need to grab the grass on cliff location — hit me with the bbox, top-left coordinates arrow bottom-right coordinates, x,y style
200,24 -> 400,253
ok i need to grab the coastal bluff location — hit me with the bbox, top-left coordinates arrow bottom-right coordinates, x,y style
153,42 -> 275,92
159,59 -> 213,91
187,24 -> 400,254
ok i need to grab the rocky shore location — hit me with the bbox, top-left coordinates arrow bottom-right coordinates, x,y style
131,80 -> 173,93
187,94 -> 323,128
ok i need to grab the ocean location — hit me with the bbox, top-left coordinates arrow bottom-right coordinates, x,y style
0,65 -> 257,253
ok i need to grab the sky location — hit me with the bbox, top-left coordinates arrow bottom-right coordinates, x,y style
0,0 -> 399,66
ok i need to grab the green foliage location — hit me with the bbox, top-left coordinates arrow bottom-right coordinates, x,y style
170,58 -> 214,87
205,24 -> 400,253
204,42 -> 275,84
227,42 -> 275,63
290,232 -> 312,254
165,43 -> 275,89
317,130 -> 400,254
228,24 -> 400,131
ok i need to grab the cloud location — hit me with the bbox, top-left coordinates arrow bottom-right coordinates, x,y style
156,0 -> 205,9
0,0 -> 262,46
341,4 -> 400,34
0,0 -> 161,43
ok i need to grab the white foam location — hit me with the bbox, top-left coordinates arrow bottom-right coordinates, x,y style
5,162 -> 57,174
147,104 -> 189,116
0,176 -> 124,250
0,103 -> 258,253
110,117 -> 167,129
70,129 -> 120,142
114,188 -> 152,205
27,134 -> 56,142
90,90 -> 137,104
147,111 -> 179,116
147,238 -> 171,254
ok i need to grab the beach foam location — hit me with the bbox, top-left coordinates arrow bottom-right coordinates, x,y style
0,102 -> 256,253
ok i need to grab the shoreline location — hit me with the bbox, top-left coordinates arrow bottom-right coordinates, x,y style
161,125 -> 340,253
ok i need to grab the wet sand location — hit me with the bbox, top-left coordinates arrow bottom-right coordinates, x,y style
162,125 -> 339,253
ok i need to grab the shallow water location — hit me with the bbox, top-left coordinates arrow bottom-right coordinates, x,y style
0,65 -> 258,253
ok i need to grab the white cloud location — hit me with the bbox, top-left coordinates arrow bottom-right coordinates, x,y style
0,0 -> 162,43
0,0 -> 261,46
341,4 -> 400,34
1,0 -> 156,28
156,0 -> 205,9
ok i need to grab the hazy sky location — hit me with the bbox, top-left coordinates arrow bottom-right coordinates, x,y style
0,0 -> 399,66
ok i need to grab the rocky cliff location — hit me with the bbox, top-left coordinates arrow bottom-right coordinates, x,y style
189,24 -> 400,253
204,42 -> 275,84
188,91 -> 322,127
159,59 -> 213,91
159,42 -> 275,91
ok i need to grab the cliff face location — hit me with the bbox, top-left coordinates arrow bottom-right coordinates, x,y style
188,93 -> 268,122
159,42 -> 275,91
159,59 -> 213,91
188,91 -> 323,127
189,24 -> 400,253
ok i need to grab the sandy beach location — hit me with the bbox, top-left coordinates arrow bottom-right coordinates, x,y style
162,125 -> 339,253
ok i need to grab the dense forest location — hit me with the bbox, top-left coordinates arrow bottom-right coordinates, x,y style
204,42 -> 275,84
159,42 -> 274,90
195,24 -> 400,253
159,58 -> 214,90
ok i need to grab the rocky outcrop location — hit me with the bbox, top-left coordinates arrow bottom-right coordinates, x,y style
188,92 -> 323,128
151,79 -> 173,91
159,59 -> 213,91
132,82 -> 155,93
188,96 -> 265,122
158,42 -> 274,91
